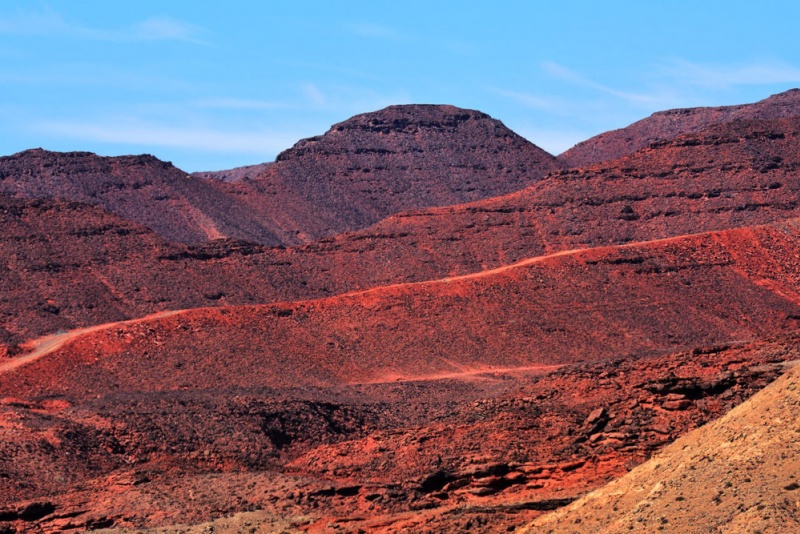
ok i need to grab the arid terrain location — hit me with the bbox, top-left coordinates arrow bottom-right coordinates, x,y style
524,360 -> 800,533
2,91 -> 800,532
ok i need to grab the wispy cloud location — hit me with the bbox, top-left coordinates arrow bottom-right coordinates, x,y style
346,22 -> 404,40
128,17 -> 207,44
192,98 -> 289,110
487,87 -> 565,112
35,118 -> 299,155
657,59 -> 800,90
297,83 -> 410,113
542,61 -> 674,107
302,83 -> 327,107
0,5 -> 64,34
0,6 -> 207,44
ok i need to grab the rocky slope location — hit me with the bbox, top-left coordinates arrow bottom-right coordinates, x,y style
343,115 -> 800,268
4,115 -> 800,352
191,162 -> 272,183
0,149 -> 286,245
0,105 -> 560,247
560,88 -> 800,166
2,338 -> 792,533
525,360 -> 800,533
219,104 -> 562,243
5,220 -> 800,398
3,219 -> 800,531
5,94 -> 800,532
0,193 -> 294,350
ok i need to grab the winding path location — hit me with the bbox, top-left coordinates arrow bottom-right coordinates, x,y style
0,227 -> 764,376
0,310 -> 184,374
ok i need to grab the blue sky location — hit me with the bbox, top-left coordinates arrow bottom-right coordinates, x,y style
2,1 -> 800,172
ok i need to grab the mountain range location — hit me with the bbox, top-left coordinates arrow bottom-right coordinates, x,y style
2,90 -> 800,532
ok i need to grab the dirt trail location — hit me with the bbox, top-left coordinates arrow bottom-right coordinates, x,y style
352,363 -> 564,385
0,224 -> 781,376
340,227 -> 740,300
0,310 -> 184,374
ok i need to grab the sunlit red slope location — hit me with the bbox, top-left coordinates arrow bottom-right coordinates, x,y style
5,220 -> 800,399
3,221 -> 800,531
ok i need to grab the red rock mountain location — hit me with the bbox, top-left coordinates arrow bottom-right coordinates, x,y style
216,104 -> 562,243
353,116 -> 800,267
5,95 -> 800,532
0,150 -> 285,245
2,220 -> 799,531
192,162 -> 272,183
3,115 -> 800,351
560,88 -> 800,166
0,105 -> 560,246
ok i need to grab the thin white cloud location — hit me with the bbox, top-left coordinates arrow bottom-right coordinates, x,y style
0,5 -> 64,34
130,17 -> 207,44
0,6 -> 207,44
658,59 -> 800,90
192,98 -> 289,110
346,22 -> 403,40
297,83 -> 412,114
487,87 -> 564,112
302,83 -> 327,107
542,61 -> 670,106
35,118 -> 299,155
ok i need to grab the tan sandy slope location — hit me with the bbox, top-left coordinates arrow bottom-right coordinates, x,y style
525,361 -> 800,533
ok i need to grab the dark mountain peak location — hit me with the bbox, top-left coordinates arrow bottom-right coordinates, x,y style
339,103 -> 491,129
0,148 -> 285,246
763,87 -> 800,100
275,104 -> 521,163
245,103 -> 562,241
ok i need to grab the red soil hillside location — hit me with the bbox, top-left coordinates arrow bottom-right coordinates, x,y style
215,104 -> 562,243
559,88 -> 800,166
5,220 -> 800,398
1,337 -> 792,532
4,115 -> 800,351
0,194 -> 325,350
3,222 -> 800,531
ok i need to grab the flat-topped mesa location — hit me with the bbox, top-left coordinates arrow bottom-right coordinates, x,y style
560,88 -> 800,167
275,105 -> 523,161
1,148 -> 178,182
227,104 -> 562,242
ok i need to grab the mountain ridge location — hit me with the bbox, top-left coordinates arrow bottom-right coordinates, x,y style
560,88 -> 800,166
0,104 -> 561,247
